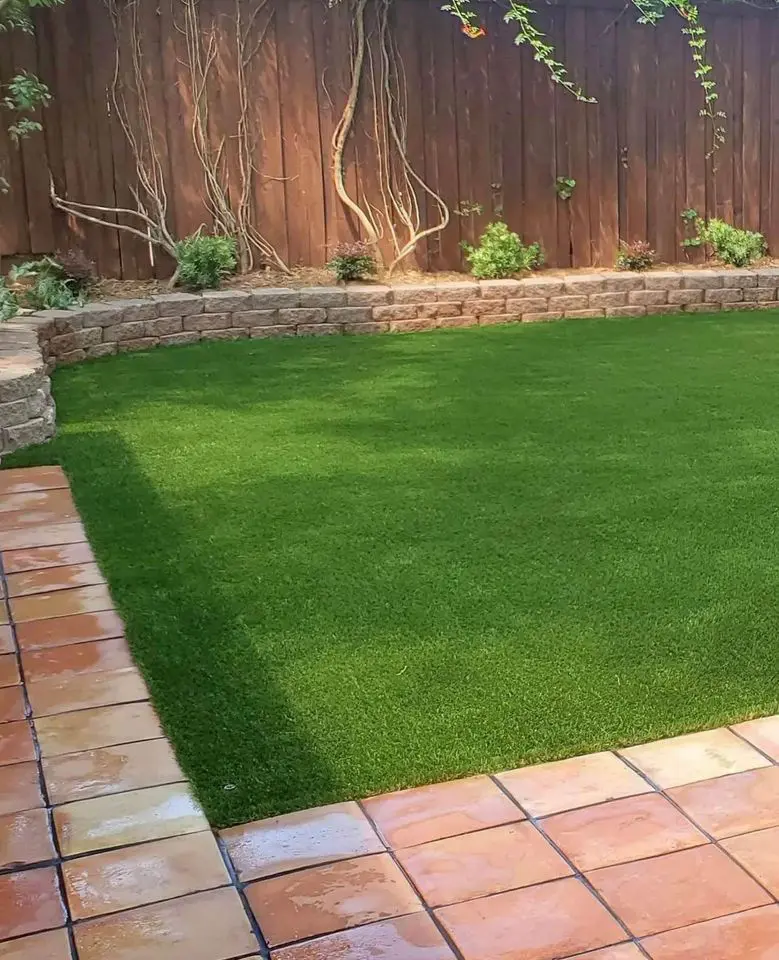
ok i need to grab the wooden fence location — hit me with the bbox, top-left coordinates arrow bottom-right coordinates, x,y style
1,0 -> 779,278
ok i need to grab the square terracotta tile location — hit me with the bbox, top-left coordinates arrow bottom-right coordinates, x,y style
34,701 -> 162,757
0,467 -> 67,496
246,852 -> 421,946
16,611 -> 125,651
27,667 -> 148,717
435,876 -> 627,960
0,687 -> 27,724
0,657 -> 20,689
668,765 -> 779,838
542,793 -> 707,871
1,504 -> 78,532
73,886 -> 258,960
272,914 -> 456,960
54,782 -> 208,855
0,490 -> 76,519
221,800 -> 384,881
396,820 -> 572,907
0,607 -> 7,628
43,738 -> 183,804
0,722 -> 36,767
63,830 -> 229,919
0,809 -> 56,869
0,763 -> 43,815
588,844 -> 771,937
22,637 -> 133,682
0,927 -> 72,959
0,522 -> 86,552
498,752 -> 653,817
569,948 -> 645,960
7,563 -> 105,599
2,541 -> 95,575
0,867 -> 65,940
619,728 -> 770,789
641,904 -> 779,959
721,824 -> 779,895
10,584 -> 114,623
731,715 -> 779,762
0,628 -> 12,656
362,776 -> 523,849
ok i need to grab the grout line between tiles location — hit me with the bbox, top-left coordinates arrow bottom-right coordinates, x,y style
216,833 -> 271,959
488,774 -> 648,956
357,798 -> 468,960
727,723 -> 779,767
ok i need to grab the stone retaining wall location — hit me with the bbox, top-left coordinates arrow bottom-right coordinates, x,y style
2,266 -> 779,454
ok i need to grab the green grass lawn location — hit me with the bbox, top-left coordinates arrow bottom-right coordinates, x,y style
7,312 -> 779,826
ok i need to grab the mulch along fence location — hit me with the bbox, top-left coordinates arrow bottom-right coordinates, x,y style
0,0 -> 778,278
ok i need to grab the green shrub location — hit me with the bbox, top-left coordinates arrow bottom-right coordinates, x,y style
9,258 -> 82,310
175,234 -> 238,290
0,279 -> 17,322
616,240 -> 656,272
682,210 -> 766,268
327,241 -> 377,282
463,222 -> 543,279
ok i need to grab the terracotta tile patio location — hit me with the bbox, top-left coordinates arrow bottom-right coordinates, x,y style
5,466 -> 779,958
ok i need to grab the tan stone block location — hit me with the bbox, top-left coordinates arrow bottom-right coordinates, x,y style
373,305 -> 418,322
250,288 -> 299,309
103,321 -> 151,342
756,268 -> 779,287
563,275 -> 605,295
437,282 -> 479,300
684,302 -> 721,313
479,279 -> 521,299
722,269 -> 758,288
606,306 -> 647,318
549,296 -> 589,312
152,293 -> 204,317
297,324 -> 343,336
200,290 -> 251,313
516,278 -> 564,297
279,308 -> 326,326
299,287 -> 347,308
119,300 -> 159,323
440,315 -> 477,328
327,307 -> 373,324
589,293 -> 628,309
345,285 -> 391,307
159,333 -> 200,347
565,309 -> 604,319
86,343 -> 118,359
505,298 -> 549,314
479,315 -> 518,326
391,285 -> 438,304
668,290 -> 704,305
418,302 -> 462,320
743,287 -> 777,302
389,318 -> 439,332
603,273 -> 645,293
522,312 -> 563,323
146,317 -> 183,337
343,321 -> 390,335
643,271 -> 684,290
117,338 -> 157,353
705,288 -> 743,303
232,310 -> 280,327
250,326 -> 296,339
462,299 -> 505,317
629,290 -> 669,306
200,329 -> 248,341
183,314 -> 231,332
681,270 -> 725,290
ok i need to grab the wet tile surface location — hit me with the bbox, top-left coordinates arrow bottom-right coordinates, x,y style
73,886 -> 258,960
34,701 -> 162,757
721,824 -> 779,895
0,657 -> 20,689
63,830 -> 229,919
588,844 -> 771,937
246,852 -> 421,946
731,715 -> 779,762
0,927 -> 72,959
54,782 -> 208,856
498,751 -> 653,817
6,562 -> 105,598
0,467 -> 67,495
221,800 -> 384,881
0,628 -> 12,656
362,775 -> 523,849
0,688 -> 26,724
2,541 -> 95,575
436,876 -> 627,960
0,522 -> 86,552
0,867 -> 65,940
0,763 -> 43,815
15,610 -> 124,651
272,913 -> 456,959
0,722 -> 36,767
542,793 -> 707,871
641,904 -> 779,958
0,490 -> 76,520
10,584 -> 114,623
22,636 -> 134,682
42,738 -> 183,805
668,765 -> 779,838
0,810 -> 55,870
569,947 -> 645,960
620,728 -> 770,789
27,666 -> 148,716
396,820 -> 572,907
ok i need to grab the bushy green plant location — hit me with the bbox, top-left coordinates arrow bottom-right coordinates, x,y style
175,233 -> 238,290
0,279 -> 18,321
616,240 -> 656,272
682,210 -> 766,267
9,257 -> 82,309
463,221 -> 543,279
327,241 -> 377,282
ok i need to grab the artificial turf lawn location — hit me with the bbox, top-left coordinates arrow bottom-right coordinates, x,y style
7,311 -> 779,826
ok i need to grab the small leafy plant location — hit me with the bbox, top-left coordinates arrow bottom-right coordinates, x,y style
0,278 -> 18,322
9,257 -> 83,310
616,240 -> 656,272
175,233 -> 238,290
555,176 -> 576,201
463,221 -> 543,279
54,248 -> 97,294
681,210 -> 766,267
327,241 -> 377,282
